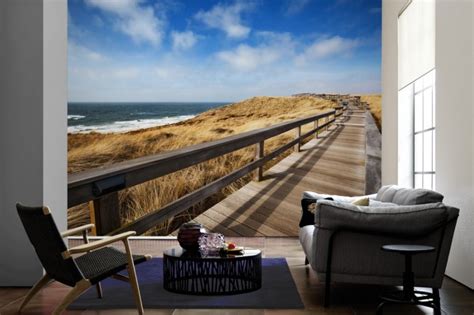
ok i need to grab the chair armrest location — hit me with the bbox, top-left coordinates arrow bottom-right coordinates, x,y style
61,224 -> 95,237
69,231 -> 136,254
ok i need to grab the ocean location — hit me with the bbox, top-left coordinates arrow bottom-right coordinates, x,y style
68,102 -> 228,133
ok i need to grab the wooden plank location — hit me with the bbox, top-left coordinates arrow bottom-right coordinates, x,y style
212,201 -> 297,235
196,214 -> 242,237
209,195 -> 301,236
202,207 -> 283,236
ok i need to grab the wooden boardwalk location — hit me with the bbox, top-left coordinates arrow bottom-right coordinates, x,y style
193,107 -> 368,236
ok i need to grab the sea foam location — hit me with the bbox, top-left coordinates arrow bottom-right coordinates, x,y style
68,115 -> 86,120
68,115 -> 195,134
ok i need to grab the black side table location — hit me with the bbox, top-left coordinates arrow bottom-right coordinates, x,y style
376,244 -> 441,315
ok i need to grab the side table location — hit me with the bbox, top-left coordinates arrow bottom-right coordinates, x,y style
376,244 -> 441,315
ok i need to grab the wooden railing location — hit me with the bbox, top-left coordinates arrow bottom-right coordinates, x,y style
68,106 -> 345,235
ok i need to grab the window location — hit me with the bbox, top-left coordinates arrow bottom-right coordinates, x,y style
413,70 -> 436,190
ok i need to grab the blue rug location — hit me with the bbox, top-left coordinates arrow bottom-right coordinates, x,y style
69,257 -> 304,309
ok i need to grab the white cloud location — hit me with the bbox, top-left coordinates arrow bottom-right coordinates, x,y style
195,2 -> 252,39
216,32 -> 295,72
285,0 -> 310,15
171,31 -> 198,50
154,64 -> 187,80
217,44 -> 282,72
69,42 -> 105,62
85,0 -> 164,47
296,36 -> 360,64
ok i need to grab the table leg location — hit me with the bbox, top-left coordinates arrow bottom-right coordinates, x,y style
403,254 -> 415,300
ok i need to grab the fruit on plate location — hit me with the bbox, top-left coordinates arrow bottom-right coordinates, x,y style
222,242 -> 244,254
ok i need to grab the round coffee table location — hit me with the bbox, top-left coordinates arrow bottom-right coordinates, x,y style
163,247 -> 262,295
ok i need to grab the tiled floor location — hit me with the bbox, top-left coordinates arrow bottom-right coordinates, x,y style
0,237 -> 472,314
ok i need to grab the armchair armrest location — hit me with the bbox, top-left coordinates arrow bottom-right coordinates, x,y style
61,224 -> 95,237
69,231 -> 136,254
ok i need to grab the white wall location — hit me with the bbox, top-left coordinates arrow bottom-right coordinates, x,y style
435,0 -> 474,289
398,0 -> 436,89
0,0 -> 67,286
382,0 -> 474,289
381,0 -> 405,185
43,0 -> 68,234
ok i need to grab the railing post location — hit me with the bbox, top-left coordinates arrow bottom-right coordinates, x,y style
89,192 -> 121,235
314,119 -> 319,139
295,126 -> 301,152
254,141 -> 264,181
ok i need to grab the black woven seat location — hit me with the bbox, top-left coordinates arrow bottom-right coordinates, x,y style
76,247 -> 147,285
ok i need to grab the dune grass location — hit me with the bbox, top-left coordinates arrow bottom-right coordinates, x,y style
68,96 -> 338,234
360,94 -> 382,131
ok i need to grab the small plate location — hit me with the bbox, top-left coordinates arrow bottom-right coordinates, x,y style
223,246 -> 244,252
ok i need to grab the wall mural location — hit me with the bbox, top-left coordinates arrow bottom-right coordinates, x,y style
68,0 -> 382,236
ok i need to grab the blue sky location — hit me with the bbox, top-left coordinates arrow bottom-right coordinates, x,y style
68,0 -> 381,102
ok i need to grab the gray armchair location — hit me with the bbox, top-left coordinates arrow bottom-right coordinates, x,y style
299,185 -> 459,308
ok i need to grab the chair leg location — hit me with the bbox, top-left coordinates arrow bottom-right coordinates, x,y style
127,262 -> 144,314
52,279 -> 91,315
96,282 -> 103,299
324,279 -> 331,307
376,301 -> 385,315
123,239 -> 145,314
18,274 -> 51,312
433,287 -> 441,315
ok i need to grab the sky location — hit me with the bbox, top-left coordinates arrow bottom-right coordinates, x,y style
68,0 -> 381,102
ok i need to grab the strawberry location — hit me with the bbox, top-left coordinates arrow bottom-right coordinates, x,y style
228,243 -> 236,250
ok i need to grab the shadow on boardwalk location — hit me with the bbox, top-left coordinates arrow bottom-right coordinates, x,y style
192,109 -> 367,236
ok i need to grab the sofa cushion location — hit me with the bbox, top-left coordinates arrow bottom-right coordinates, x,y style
315,200 -> 448,237
369,199 -> 398,207
376,185 -> 444,205
302,191 -> 376,203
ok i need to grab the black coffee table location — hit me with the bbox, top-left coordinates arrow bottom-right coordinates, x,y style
163,247 -> 262,295
376,244 -> 440,315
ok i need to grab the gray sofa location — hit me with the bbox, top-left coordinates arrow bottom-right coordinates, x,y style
299,185 -> 459,307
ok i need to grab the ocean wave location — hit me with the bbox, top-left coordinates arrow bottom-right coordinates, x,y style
130,112 -> 154,116
68,115 -> 195,134
68,115 -> 86,120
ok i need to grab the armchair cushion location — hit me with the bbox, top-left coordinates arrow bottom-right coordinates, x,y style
375,185 -> 444,205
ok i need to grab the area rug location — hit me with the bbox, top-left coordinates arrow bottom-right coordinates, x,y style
69,257 -> 304,309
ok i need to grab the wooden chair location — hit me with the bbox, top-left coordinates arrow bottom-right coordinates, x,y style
16,203 -> 151,314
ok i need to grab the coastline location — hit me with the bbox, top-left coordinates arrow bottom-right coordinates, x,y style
67,101 -> 227,134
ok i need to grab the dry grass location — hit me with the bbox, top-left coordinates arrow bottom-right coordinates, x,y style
68,96 -> 337,234
360,94 -> 382,131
